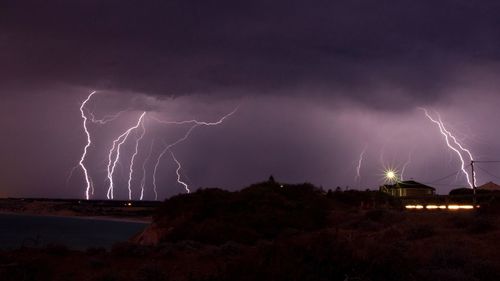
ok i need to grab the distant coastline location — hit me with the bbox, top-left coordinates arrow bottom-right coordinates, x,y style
0,198 -> 159,224
0,211 -> 151,224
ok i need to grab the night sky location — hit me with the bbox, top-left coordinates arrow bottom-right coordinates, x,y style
2,0 -> 500,199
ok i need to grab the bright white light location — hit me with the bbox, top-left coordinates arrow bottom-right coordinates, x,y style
447,204 -> 474,210
384,169 -> 399,184
406,204 -> 476,210
458,205 -> 474,209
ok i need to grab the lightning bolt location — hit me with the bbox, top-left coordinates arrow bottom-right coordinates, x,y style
126,116 -> 147,200
152,124 -> 199,200
139,139 -> 155,201
79,91 -> 97,200
71,91 -> 125,199
354,145 -> 367,185
170,150 -> 190,193
88,109 -> 128,125
436,114 -> 476,186
106,112 -> 146,199
72,92 -> 237,200
420,108 -> 474,188
151,108 -> 238,200
150,107 -> 238,126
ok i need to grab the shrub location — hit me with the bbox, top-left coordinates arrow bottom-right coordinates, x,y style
449,215 -> 472,229
136,263 -> 170,281
470,259 -> 500,281
111,242 -> 151,257
0,258 -> 53,281
153,182 -> 331,245
45,243 -> 70,256
88,257 -> 108,269
406,224 -> 435,240
366,242 -> 416,281
467,218 -> 496,234
429,246 -> 467,269
93,272 -> 123,281
365,209 -> 387,222
86,246 -> 107,255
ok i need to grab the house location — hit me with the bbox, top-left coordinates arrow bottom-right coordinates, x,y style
379,180 -> 436,197
478,181 -> 500,191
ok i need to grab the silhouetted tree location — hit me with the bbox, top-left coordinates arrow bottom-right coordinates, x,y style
268,175 -> 275,183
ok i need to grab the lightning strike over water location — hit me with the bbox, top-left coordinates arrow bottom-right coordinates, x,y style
106,112 -> 147,199
127,117 -> 147,200
420,108 -> 474,188
79,91 -> 97,200
171,150 -> 190,193
73,91 -> 238,200
151,108 -> 238,199
140,140 -> 155,201
152,124 -> 199,200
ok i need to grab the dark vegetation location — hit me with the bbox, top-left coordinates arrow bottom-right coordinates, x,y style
449,188 -> 500,196
3,180 -> 500,281
152,182 -> 332,244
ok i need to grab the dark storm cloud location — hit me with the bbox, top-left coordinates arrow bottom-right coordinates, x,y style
3,0 -> 500,108
4,1 -> 500,199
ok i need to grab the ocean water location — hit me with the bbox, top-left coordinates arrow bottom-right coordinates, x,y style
0,213 -> 148,250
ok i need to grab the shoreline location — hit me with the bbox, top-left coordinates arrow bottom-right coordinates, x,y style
0,211 -> 152,224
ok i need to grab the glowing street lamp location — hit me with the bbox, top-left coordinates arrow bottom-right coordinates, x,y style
384,169 -> 398,184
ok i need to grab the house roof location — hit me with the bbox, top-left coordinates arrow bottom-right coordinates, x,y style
382,180 -> 436,190
478,181 -> 500,191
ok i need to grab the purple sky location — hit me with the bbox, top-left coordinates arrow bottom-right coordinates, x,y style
2,1 -> 500,199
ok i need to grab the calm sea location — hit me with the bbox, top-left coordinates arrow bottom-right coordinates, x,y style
0,213 -> 148,250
